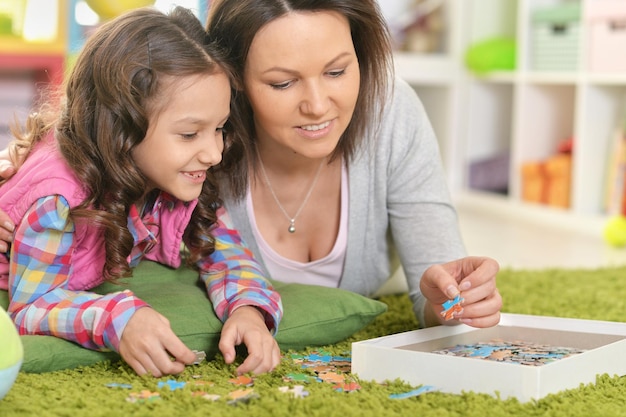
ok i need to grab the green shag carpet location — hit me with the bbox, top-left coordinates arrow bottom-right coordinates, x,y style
3,267 -> 626,417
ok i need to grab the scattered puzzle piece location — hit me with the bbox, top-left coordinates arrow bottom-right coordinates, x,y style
317,372 -> 345,384
229,375 -> 254,386
192,391 -> 221,401
389,385 -> 437,399
283,373 -> 314,384
332,381 -> 361,392
157,380 -> 186,391
126,390 -> 161,403
278,385 -> 309,399
227,389 -> 259,405
105,383 -> 132,389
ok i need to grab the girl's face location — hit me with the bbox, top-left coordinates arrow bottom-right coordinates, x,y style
243,11 -> 360,159
132,72 -> 230,202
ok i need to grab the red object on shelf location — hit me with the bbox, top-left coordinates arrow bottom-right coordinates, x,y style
0,54 -> 64,86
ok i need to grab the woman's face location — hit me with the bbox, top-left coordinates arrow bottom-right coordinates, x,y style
243,11 -> 360,159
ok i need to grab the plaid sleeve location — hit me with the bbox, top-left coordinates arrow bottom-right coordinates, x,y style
8,195 -> 148,352
195,207 -> 282,333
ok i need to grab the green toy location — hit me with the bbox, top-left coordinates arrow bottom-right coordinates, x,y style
0,305 -> 22,400
465,37 -> 517,75
604,215 -> 626,247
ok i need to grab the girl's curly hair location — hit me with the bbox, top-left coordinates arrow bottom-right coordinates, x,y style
8,6 -> 240,282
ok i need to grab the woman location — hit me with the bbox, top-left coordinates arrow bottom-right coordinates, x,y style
0,0 -> 501,329
207,0 -> 501,328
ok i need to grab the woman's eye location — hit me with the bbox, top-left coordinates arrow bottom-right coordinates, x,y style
270,80 -> 293,90
328,69 -> 346,77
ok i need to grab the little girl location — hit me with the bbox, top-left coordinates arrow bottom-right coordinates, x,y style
0,7 -> 282,377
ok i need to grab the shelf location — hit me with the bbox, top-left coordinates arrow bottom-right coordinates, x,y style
453,190 -> 607,239
0,36 -> 66,55
394,52 -> 461,85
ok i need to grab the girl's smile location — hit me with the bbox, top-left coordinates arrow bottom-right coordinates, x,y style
132,72 -> 230,202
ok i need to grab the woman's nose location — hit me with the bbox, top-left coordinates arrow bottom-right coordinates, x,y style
300,81 -> 330,116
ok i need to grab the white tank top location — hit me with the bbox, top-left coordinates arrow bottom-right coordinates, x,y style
246,161 -> 348,287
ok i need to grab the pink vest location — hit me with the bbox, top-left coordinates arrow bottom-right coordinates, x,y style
0,137 -> 197,291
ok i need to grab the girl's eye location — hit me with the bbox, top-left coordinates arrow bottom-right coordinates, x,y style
180,132 -> 198,140
270,80 -> 293,90
328,69 -> 346,77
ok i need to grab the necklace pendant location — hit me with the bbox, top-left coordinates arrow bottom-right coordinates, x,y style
288,220 -> 296,233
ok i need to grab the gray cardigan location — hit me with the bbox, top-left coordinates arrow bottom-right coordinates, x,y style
222,77 -> 467,326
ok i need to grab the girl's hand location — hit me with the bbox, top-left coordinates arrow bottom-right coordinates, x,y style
219,306 -> 281,375
119,307 -> 197,377
420,256 -> 502,328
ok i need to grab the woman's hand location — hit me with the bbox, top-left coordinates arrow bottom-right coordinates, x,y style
219,305 -> 281,375
119,307 -> 197,377
420,256 -> 502,328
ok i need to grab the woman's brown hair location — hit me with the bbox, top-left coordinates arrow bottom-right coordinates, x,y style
207,0 -> 393,200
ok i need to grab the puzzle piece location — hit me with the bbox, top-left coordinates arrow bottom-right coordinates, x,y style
192,391 -> 221,401
440,294 -> 463,320
278,385 -> 310,399
191,350 -> 206,365
283,373 -> 314,384
389,385 -> 437,399
226,389 -> 259,405
157,380 -> 186,391
126,390 -> 161,403
433,339 -> 586,366
229,375 -> 254,386
332,381 -> 361,392
317,371 -> 346,384
105,382 -> 132,389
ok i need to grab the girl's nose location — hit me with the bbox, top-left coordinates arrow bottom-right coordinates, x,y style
199,135 -> 224,167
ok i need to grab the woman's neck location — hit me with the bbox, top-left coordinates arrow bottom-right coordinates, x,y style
255,141 -> 329,177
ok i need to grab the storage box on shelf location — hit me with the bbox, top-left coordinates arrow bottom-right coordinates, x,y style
586,0 -> 626,72
531,2 -> 581,71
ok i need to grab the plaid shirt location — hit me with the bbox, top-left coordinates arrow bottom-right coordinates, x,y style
8,194 -> 282,352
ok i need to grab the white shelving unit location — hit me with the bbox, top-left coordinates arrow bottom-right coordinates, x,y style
392,0 -> 626,236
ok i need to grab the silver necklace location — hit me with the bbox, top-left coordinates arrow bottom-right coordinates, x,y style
258,155 -> 325,233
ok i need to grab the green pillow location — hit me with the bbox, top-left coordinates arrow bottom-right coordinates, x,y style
0,261 -> 386,373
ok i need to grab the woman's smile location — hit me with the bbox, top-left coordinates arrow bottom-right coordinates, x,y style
296,119 -> 334,139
